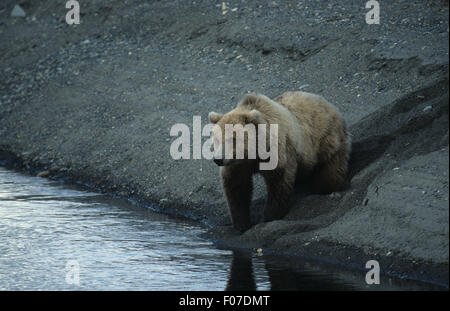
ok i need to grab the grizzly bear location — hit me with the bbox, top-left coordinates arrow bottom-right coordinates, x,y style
209,92 -> 350,231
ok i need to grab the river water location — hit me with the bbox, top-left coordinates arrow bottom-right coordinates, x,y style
0,166 -> 443,290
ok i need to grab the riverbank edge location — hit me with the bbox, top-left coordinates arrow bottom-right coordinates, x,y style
0,148 -> 447,289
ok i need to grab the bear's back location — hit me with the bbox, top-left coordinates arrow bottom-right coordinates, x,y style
275,91 -> 344,135
275,91 -> 348,164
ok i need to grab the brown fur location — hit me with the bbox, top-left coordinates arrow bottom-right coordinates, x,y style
209,92 -> 350,231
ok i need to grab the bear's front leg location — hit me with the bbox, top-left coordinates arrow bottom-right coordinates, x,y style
221,165 -> 253,231
261,166 -> 296,222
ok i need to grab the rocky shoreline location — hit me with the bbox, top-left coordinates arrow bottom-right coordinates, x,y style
1,0 -> 448,287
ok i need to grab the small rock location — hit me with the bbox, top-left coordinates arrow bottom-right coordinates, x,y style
221,2 -> 227,14
37,170 -> 50,178
11,5 -> 26,17
423,105 -> 432,112
298,84 -> 310,90
50,166 -> 60,172
329,192 -> 342,199
256,248 -> 263,256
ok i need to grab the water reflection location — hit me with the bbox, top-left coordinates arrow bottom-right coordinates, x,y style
225,250 -> 444,291
226,251 -> 356,291
226,251 -> 257,291
0,166 -> 444,290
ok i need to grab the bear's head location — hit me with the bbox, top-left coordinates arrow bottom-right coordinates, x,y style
208,95 -> 274,168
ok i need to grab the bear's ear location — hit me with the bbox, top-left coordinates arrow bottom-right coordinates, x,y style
245,109 -> 265,125
209,112 -> 223,124
239,94 -> 259,107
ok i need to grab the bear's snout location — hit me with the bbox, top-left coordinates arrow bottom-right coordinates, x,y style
213,158 -> 224,166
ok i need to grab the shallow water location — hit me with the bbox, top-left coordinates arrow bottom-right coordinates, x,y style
0,166 -> 443,290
